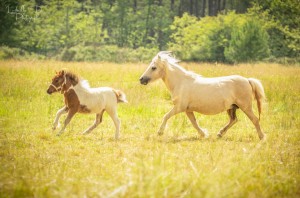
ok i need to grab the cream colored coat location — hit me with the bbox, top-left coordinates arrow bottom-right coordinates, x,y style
140,51 -> 266,140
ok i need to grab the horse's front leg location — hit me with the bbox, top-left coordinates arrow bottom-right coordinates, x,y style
157,106 -> 182,136
53,106 -> 69,130
186,111 -> 209,138
57,108 -> 77,136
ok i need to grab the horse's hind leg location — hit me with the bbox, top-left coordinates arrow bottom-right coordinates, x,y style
106,107 -> 121,140
82,110 -> 104,135
186,111 -> 208,138
217,105 -> 238,138
242,107 -> 265,140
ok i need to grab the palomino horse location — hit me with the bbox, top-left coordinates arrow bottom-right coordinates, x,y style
47,69 -> 127,139
140,51 -> 266,140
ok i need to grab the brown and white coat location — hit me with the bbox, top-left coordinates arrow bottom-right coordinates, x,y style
47,70 -> 127,139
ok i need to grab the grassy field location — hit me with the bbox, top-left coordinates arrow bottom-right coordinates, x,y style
0,60 -> 299,197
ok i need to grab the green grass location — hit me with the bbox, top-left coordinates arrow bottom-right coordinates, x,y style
0,60 -> 299,197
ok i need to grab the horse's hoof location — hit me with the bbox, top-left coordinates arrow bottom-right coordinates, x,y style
82,131 -> 90,135
217,133 -> 222,138
52,124 -> 57,130
157,132 -> 163,136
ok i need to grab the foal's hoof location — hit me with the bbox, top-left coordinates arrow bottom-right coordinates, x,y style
52,123 -> 60,130
217,133 -> 222,138
259,134 -> 267,141
157,132 -> 164,136
56,130 -> 63,136
201,129 -> 209,138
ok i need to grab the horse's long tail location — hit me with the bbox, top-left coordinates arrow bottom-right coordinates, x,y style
248,78 -> 265,120
113,89 -> 128,103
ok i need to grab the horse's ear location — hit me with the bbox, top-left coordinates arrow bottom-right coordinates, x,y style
157,55 -> 162,61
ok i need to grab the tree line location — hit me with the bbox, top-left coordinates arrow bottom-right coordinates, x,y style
0,0 -> 299,63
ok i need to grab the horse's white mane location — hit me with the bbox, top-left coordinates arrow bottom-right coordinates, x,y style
158,51 -> 180,64
157,51 -> 199,78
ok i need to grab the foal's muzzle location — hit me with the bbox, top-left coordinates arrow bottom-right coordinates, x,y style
47,88 -> 53,95
139,76 -> 150,85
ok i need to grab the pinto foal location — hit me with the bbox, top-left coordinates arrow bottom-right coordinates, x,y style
47,69 -> 127,139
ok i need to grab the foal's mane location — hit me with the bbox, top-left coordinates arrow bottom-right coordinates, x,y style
158,51 -> 199,78
58,69 -> 79,86
63,70 -> 92,89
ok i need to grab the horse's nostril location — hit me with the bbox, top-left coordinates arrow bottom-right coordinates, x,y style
140,77 -> 149,85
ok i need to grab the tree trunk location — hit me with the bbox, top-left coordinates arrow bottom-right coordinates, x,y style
143,0 -> 152,44
201,0 -> 206,17
190,0 -> 193,15
208,0 -> 218,16
170,0 -> 175,11
195,0 -> 199,17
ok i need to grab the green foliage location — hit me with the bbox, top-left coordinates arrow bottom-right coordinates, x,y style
1,0 -> 299,63
60,45 -> 158,62
249,1 -> 300,58
169,13 -> 199,60
0,46 -> 45,60
169,11 -> 276,63
169,12 -> 252,63
225,19 -> 270,63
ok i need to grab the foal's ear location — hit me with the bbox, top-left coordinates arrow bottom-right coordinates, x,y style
58,69 -> 65,76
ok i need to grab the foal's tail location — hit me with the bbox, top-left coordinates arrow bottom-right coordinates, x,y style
248,78 -> 265,120
113,89 -> 128,103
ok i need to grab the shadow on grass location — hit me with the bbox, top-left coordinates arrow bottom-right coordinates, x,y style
149,135 -> 205,144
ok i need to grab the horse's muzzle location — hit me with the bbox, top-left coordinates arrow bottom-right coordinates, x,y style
47,88 -> 53,95
139,77 -> 150,85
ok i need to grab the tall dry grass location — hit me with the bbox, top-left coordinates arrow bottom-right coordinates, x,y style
0,60 -> 299,197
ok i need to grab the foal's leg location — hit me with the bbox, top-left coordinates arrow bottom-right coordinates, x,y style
242,107 -> 265,140
217,107 -> 238,138
53,106 -> 68,130
186,111 -> 208,138
106,108 -> 121,140
57,108 -> 77,136
82,110 -> 104,135
157,106 -> 182,136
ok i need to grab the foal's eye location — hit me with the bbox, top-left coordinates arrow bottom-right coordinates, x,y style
151,67 -> 157,71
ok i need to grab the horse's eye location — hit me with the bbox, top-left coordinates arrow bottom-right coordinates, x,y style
55,79 -> 59,83
152,67 -> 157,71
